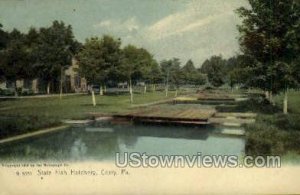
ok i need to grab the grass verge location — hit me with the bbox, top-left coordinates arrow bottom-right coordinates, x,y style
0,91 -> 177,139
228,91 -> 300,159
216,90 -> 300,159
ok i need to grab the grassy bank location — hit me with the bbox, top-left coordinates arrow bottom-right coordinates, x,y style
245,114 -> 300,156
239,91 -> 300,161
0,91 -> 177,139
274,90 -> 300,114
0,116 -> 62,139
216,90 -> 300,159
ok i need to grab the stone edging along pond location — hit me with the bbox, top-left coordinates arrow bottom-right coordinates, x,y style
0,125 -> 69,144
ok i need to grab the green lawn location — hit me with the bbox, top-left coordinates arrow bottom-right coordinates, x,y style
0,91 -> 177,120
0,91 -> 179,139
274,90 -> 300,114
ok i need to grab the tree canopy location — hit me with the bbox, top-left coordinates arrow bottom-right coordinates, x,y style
77,35 -> 121,85
34,21 -> 78,93
236,0 -> 300,93
0,23 -> 8,50
200,56 -> 226,87
0,29 -> 32,91
0,19 -> 210,96
160,58 -> 182,88
181,60 -> 206,85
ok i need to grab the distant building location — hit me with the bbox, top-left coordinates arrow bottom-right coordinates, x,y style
117,82 -> 128,88
136,81 -> 145,86
0,58 -> 87,94
64,58 -> 87,93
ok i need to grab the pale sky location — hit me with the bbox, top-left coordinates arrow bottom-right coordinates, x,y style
0,0 -> 249,67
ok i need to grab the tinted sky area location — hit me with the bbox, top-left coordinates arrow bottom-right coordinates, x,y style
0,0 -> 249,66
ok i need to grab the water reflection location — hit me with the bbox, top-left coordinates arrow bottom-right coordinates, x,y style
0,122 -> 245,162
70,139 -> 87,160
119,136 -> 138,149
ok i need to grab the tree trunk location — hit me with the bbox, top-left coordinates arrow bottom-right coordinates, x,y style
129,78 -> 133,103
14,80 -> 18,97
104,85 -> 107,93
60,66 -> 64,99
265,91 -> 269,100
175,89 -> 178,97
265,90 -> 274,105
165,70 -> 169,97
59,83 -> 62,99
283,90 -> 288,114
144,85 -> 147,94
153,84 -> 156,92
47,82 -> 51,95
92,90 -> 96,107
100,86 -> 103,96
269,91 -> 275,106
165,85 -> 168,97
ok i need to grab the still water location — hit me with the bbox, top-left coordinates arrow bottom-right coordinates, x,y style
0,121 -> 245,162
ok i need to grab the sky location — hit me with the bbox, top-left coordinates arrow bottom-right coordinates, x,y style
0,0 -> 249,67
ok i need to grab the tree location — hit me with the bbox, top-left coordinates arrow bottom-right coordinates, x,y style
225,55 -> 254,89
0,29 -> 31,96
98,35 -> 122,93
236,0 -> 300,114
181,59 -> 206,86
160,58 -> 182,96
0,23 -> 8,50
120,45 -> 156,102
34,21 -> 78,94
181,60 -> 196,85
0,23 -> 9,81
147,60 -> 162,91
200,55 -> 226,87
77,35 -> 121,95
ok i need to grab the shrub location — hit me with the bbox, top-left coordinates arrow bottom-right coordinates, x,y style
245,123 -> 287,156
285,132 -> 300,153
257,114 -> 300,132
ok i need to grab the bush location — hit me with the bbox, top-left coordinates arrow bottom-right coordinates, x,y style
274,114 -> 300,131
285,132 -> 300,153
21,88 -> 34,96
0,88 -> 15,96
245,123 -> 287,156
257,114 -> 300,132
245,117 -> 300,156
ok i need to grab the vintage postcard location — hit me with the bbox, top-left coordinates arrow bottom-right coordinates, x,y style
0,0 -> 300,194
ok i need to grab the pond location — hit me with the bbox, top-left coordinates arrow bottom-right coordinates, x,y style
0,121 -> 245,162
